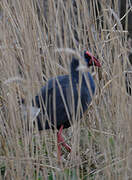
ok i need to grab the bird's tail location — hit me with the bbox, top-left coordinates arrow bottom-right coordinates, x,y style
20,104 -> 40,122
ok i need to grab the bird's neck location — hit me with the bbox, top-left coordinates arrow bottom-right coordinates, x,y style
85,72 -> 95,95
71,71 -> 80,83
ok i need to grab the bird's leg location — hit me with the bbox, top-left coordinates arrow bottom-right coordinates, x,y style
57,125 -> 71,153
60,135 -> 71,152
57,139 -> 61,162
57,125 -> 63,161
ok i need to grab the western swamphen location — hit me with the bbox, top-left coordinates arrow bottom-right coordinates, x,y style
24,51 -> 101,159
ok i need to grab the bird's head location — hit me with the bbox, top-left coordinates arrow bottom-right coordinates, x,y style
84,51 -> 101,67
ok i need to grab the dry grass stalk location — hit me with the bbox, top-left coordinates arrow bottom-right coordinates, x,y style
0,0 -> 132,179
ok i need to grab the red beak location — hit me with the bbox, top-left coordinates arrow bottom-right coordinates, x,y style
92,55 -> 101,67
85,51 -> 101,67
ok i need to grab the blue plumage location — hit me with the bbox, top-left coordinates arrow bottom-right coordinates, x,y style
20,51 -> 101,157
35,55 -> 97,131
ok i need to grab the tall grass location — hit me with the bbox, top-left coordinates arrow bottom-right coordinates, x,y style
0,0 -> 132,179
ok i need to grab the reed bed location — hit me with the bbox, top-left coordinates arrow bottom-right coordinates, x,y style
0,0 -> 132,179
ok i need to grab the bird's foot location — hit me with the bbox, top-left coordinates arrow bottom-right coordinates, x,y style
57,125 -> 71,153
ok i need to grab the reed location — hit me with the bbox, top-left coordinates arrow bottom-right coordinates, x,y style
0,0 -> 131,179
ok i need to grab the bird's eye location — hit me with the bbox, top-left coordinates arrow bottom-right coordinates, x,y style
86,55 -> 91,59
88,59 -> 93,65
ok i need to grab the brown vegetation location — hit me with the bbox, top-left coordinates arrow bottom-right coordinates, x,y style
0,0 -> 132,179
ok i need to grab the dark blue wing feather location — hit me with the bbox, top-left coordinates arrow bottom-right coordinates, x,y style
35,71 -> 95,130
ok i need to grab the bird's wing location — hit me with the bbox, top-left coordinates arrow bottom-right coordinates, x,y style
45,74 -> 69,91
35,75 -> 69,107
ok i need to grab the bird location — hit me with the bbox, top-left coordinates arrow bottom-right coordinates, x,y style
22,51 -> 101,160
